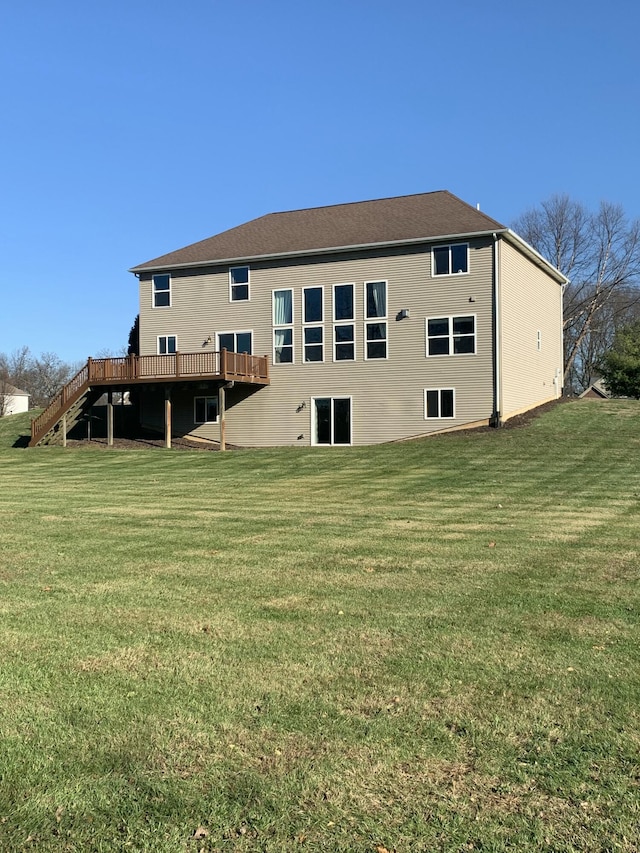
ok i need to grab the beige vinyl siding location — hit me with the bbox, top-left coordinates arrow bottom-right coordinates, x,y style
499,239 -> 563,419
138,239 -> 496,446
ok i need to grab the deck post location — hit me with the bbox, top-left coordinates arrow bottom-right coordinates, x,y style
107,390 -> 114,447
62,413 -> 67,448
219,383 -> 226,451
165,386 -> 172,449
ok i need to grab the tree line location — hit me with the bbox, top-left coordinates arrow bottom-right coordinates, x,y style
0,347 -> 84,414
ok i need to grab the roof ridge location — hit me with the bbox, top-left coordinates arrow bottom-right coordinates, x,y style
265,190 -> 450,218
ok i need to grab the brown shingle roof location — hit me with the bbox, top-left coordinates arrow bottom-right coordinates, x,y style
130,190 -> 506,272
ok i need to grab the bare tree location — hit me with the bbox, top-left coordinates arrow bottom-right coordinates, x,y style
513,195 -> 640,390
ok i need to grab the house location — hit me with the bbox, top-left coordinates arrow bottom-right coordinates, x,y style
1,384 -> 29,416
29,191 -> 566,448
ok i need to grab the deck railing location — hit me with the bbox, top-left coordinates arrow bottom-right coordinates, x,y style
30,350 -> 269,446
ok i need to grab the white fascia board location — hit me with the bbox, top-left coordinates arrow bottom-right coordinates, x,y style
129,229 -> 508,275
502,229 -> 569,285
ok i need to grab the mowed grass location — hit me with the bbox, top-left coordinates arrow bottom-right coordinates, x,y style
0,401 -> 638,852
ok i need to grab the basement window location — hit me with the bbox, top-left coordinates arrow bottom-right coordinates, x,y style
424,389 -> 455,419
194,396 -> 219,423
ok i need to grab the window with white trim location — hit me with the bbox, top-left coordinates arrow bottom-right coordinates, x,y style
432,243 -> 469,276
426,315 -> 476,356
364,280 -> 387,359
304,326 -> 324,362
153,274 -> 171,307
194,396 -> 219,424
312,397 -> 352,445
229,266 -> 250,301
273,289 -> 294,364
218,331 -> 252,353
157,335 -> 177,354
333,283 -> 355,361
424,389 -> 455,419
303,287 -> 324,362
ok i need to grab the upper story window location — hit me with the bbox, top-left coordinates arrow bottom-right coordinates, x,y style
153,274 -> 171,307
426,315 -> 476,356
365,281 -> 387,319
229,266 -> 250,301
333,283 -> 354,321
364,280 -> 387,359
432,243 -> 469,276
158,335 -> 177,354
273,289 -> 294,364
303,287 -> 323,323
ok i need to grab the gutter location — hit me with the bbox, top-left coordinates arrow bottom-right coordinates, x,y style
492,233 -> 501,426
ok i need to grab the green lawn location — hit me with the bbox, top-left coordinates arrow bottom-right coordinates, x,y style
0,401 -> 638,852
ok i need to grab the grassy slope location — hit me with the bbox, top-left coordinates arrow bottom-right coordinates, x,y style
0,401 -> 638,852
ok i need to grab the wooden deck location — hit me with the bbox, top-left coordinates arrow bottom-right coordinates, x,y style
30,350 -> 269,447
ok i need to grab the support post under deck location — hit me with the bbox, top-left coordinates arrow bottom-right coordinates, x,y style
165,387 -> 172,449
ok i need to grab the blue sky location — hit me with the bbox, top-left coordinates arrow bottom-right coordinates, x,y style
1,0 -> 639,363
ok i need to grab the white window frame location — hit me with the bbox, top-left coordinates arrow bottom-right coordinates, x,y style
303,326 -> 324,363
216,330 -> 253,354
311,396 -> 353,446
303,285 -> 324,324
431,243 -> 469,277
152,273 -> 171,308
157,335 -> 177,355
272,288 -> 294,365
303,286 -> 324,363
364,280 -> 388,360
333,323 -> 355,362
194,395 -> 219,424
425,314 -> 476,357
333,282 -> 355,322
229,266 -> 250,302
424,388 -> 456,420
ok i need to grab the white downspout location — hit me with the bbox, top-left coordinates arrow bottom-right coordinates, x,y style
493,233 -> 501,424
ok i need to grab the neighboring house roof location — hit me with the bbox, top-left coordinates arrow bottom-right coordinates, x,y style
579,379 -> 610,399
2,384 -> 29,397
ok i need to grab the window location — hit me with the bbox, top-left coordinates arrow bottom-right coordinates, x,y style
229,266 -> 250,301
313,397 -> 352,445
425,389 -> 455,419
365,280 -> 386,318
153,274 -> 171,307
157,335 -> 177,354
274,328 -> 293,363
333,284 -> 355,361
194,396 -> 219,424
365,281 -> 387,359
334,324 -> 355,361
432,243 -> 469,276
218,331 -> 252,353
426,315 -> 476,356
334,283 -> 354,321
303,287 -> 324,363
304,326 -> 324,362
303,287 -> 323,323
272,289 -> 293,364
